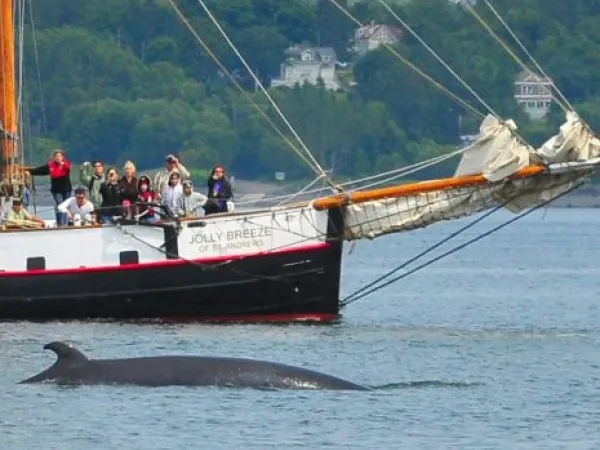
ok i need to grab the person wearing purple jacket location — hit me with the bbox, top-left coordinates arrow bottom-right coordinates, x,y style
204,165 -> 232,215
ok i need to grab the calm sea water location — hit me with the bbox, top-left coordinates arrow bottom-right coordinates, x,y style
1,208 -> 599,449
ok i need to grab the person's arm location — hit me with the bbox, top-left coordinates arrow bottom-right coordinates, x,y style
57,197 -> 74,215
219,180 -> 233,200
21,208 -> 32,220
153,172 -> 162,198
175,162 -> 190,179
191,193 -> 208,211
29,163 -> 50,176
79,163 -> 92,186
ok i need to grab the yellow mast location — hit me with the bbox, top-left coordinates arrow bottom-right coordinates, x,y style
0,0 -> 18,187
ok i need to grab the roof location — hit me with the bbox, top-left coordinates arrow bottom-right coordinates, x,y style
515,69 -> 552,83
286,46 -> 338,64
355,23 -> 403,40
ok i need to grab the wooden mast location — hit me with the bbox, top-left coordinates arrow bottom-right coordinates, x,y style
0,0 -> 18,187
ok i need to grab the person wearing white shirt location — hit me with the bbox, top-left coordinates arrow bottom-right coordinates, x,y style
57,187 -> 95,225
161,171 -> 184,217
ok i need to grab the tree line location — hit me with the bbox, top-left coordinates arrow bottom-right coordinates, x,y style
15,0 -> 600,182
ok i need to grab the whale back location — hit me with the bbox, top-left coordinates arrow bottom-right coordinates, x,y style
19,344 -> 369,390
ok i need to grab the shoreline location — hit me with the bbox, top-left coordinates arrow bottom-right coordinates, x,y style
26,179 -> 600,209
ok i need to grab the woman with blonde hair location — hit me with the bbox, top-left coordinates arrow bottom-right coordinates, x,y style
119,160 -> 138,219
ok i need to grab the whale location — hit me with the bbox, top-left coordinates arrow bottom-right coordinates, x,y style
19,341 -> 370,391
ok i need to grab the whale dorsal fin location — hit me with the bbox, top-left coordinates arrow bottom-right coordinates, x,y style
44,341 -> 89,364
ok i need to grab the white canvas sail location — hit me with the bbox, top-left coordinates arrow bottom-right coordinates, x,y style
331,113 -> 600,241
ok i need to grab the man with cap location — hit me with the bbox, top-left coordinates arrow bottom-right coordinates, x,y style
153,154 -> 190,199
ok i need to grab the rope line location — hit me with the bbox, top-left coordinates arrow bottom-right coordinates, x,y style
341,199 -> 508,305
195,0 -> 331,184
461,0 -> 570,113
328,0 -> 486,120
376,0 -> 500,118
163,0 -> 325,178
479,0 -> 575,113
340,179 -> 585,307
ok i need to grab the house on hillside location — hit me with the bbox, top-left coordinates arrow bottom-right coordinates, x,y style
270,46 -> 342,91
514,70 -> 553,120
353,22 -> 403,55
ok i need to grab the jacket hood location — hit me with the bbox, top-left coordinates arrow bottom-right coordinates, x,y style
137,174 -> 153,189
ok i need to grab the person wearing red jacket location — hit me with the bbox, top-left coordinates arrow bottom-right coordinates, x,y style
28,149 -> 72,226
135,175 -> 158,223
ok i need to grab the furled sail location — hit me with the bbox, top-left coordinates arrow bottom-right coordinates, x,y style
312,112 -> 600,241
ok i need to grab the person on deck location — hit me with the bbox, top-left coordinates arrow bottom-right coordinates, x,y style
154,154 -> 190,198
136,175 -> 158,223
98,168 -> 122,224
204,165 -> 233,215
181,180 -> 207,218
57,188 -> 95,226
28,149 -> 72,226
119,161 -> 138,219
79,160 -> 105,208
161,171 -> 184,217
2,197 -> 45,229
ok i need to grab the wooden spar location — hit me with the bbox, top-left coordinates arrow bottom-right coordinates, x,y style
0,0 -> 17,183
312,165 -> 546,211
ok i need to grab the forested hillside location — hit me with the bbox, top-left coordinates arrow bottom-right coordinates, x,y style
17,0 -> 600,181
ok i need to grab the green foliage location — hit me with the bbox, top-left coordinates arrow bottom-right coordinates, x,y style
15,0 -> 600,183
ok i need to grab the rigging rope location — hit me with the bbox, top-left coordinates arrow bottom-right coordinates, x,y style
235,145 -> 469,207
340,179 -> 586,308
163,0 -> 327,180
195,0 -> 331,185
27,0 -> 47,134
479,0 -> 575,113
376,0 -> 501,119
328,0 -> 486,120
461,0 -> 571,113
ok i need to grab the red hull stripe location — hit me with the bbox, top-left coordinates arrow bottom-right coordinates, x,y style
159,313 -> 339,323
0,242 -> 331,278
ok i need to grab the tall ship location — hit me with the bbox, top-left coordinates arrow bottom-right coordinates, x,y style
1,0 -> 599,322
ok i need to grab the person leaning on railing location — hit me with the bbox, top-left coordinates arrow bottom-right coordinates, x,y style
1,197 -> 45,229
27,149 -> 72,226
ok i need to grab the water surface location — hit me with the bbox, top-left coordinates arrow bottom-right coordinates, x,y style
1,208 -> 599,449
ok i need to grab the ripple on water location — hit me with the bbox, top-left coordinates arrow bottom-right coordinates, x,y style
2,210 -> 600,448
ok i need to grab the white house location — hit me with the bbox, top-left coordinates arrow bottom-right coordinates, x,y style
353,22 -> 403,55
271,46 -> 341,91
514,70 -> 554,120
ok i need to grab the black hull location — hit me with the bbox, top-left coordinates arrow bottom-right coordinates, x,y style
0,240 -> 343,322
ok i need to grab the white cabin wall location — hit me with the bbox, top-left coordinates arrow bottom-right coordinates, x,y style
0,226 -> 167,272
177,207 -> 330,259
